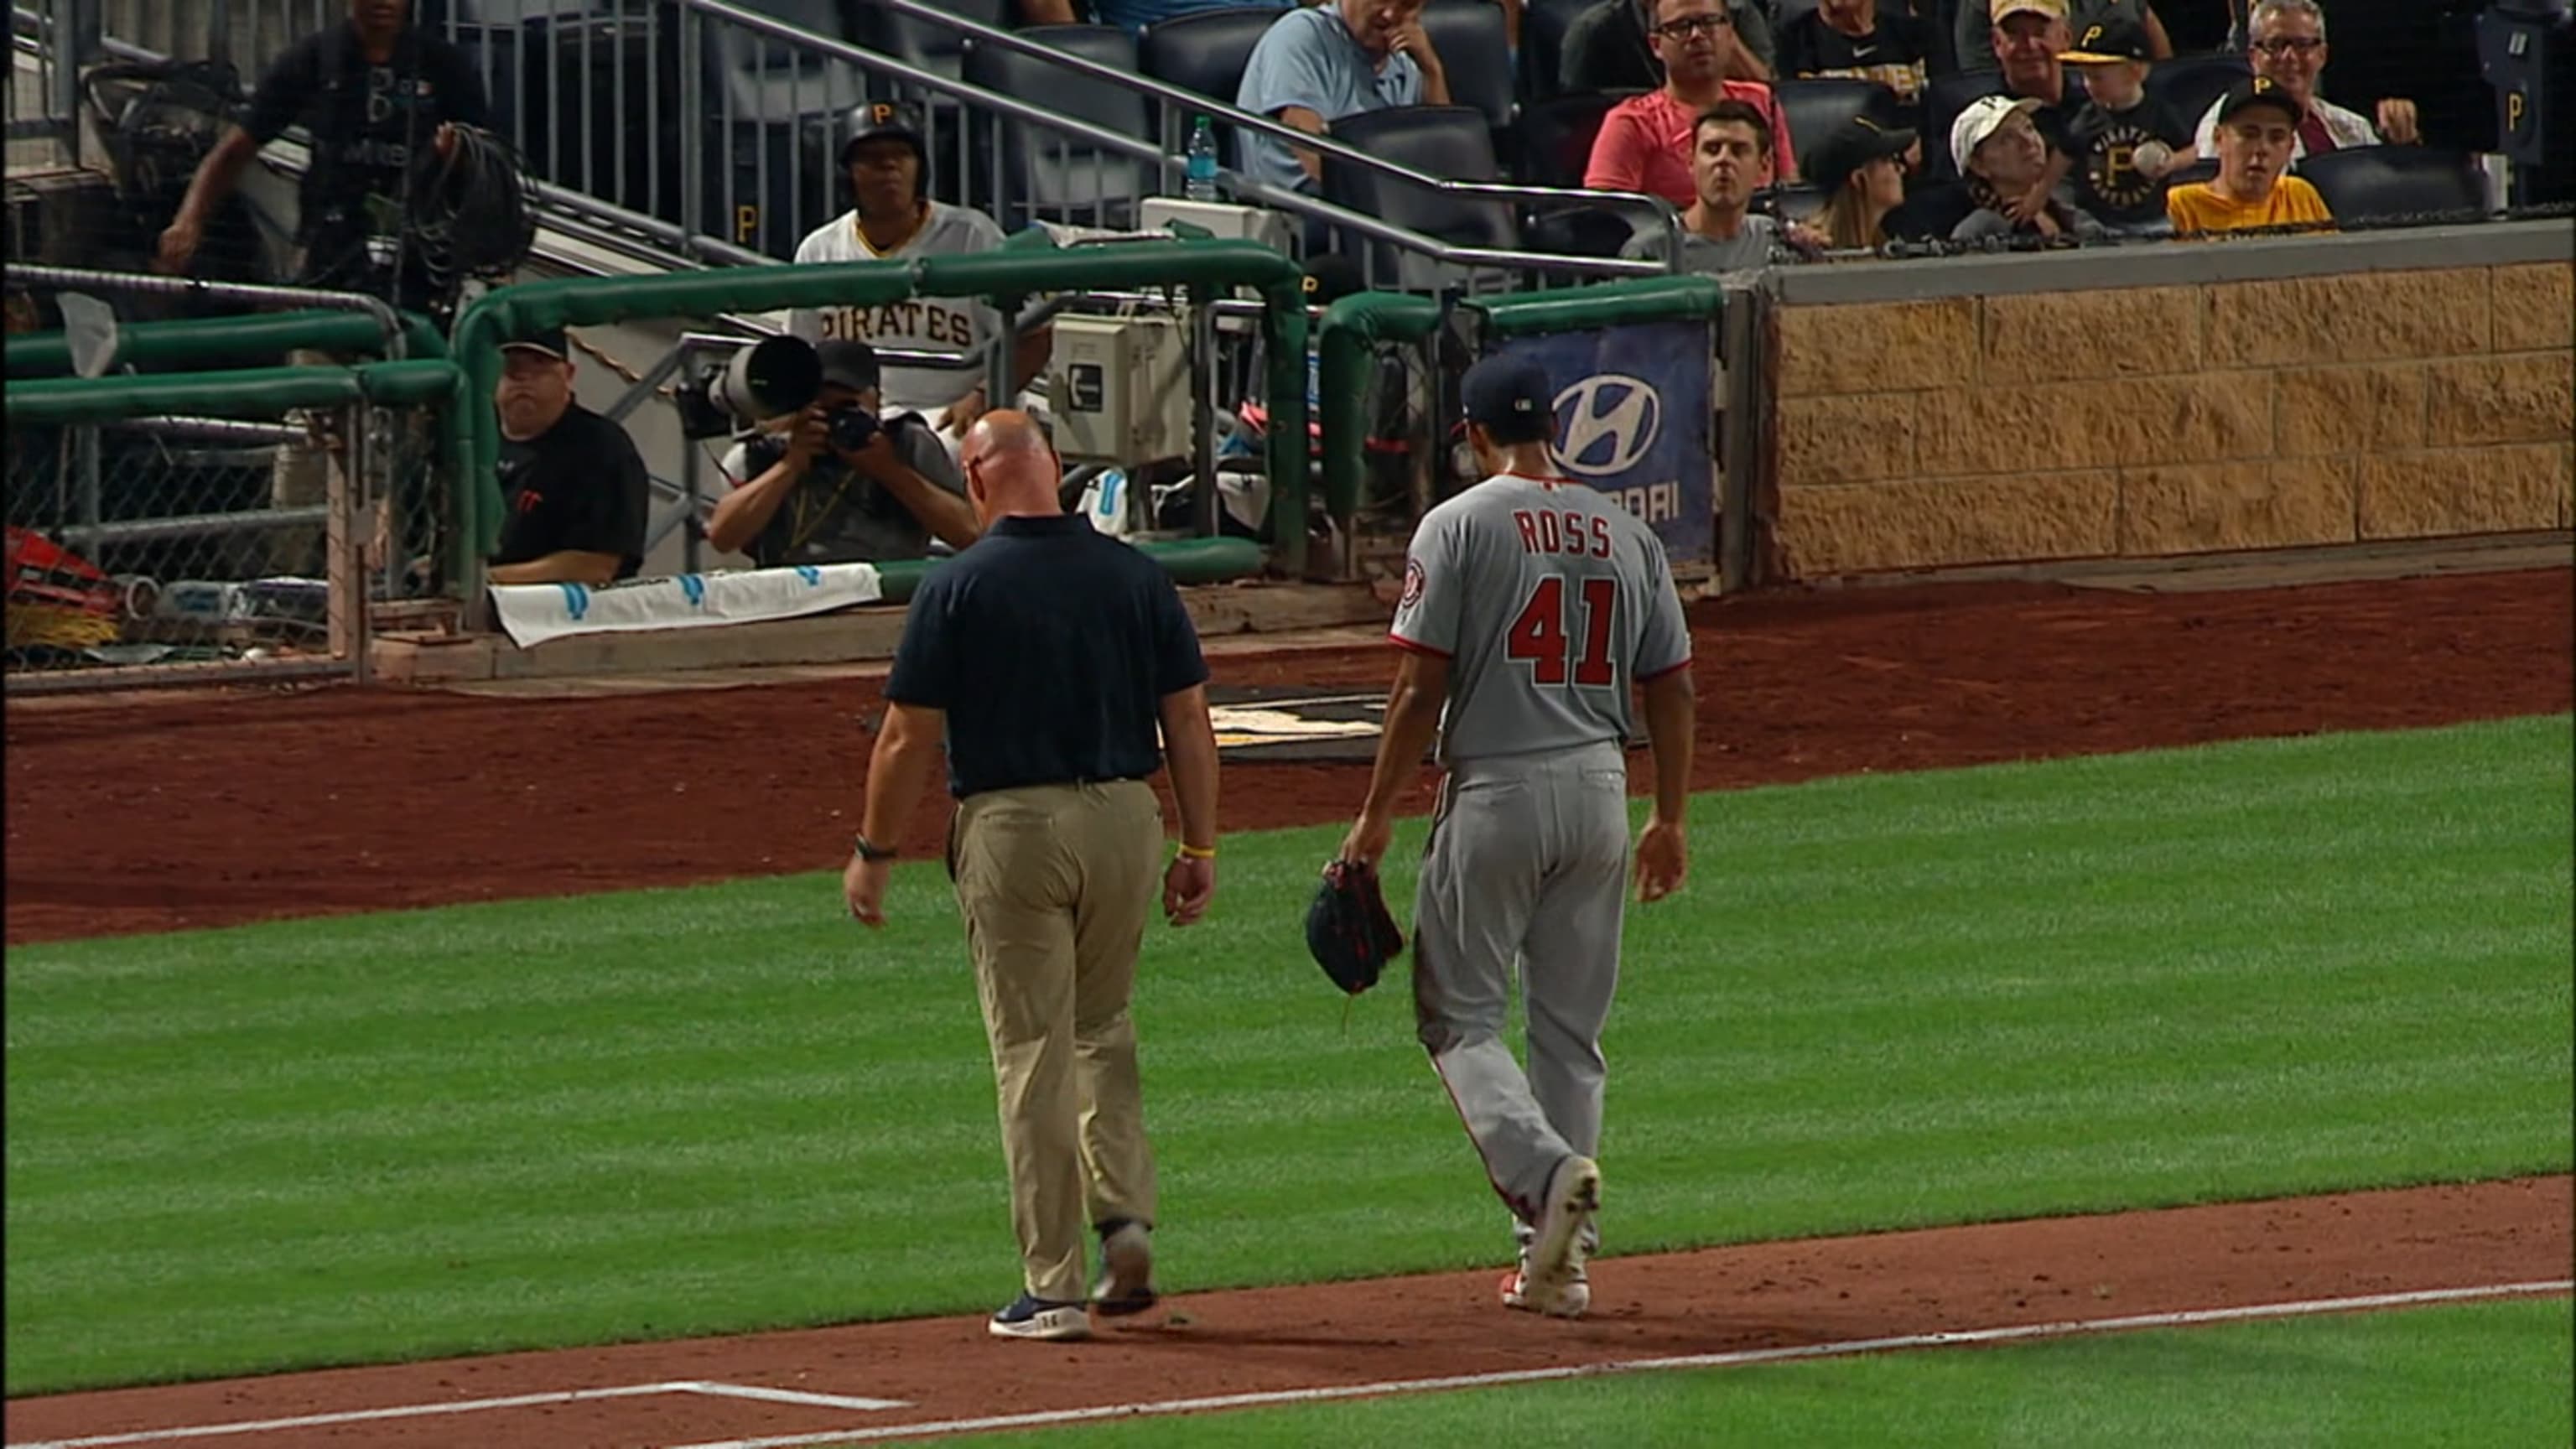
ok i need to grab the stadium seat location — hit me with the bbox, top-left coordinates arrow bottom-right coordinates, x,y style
1518,0 -> 1601,104
1774,77 -> 1908,158
2167,154 -> 2219,187
700,0 -> 870,257
1140,6 -> 1285,153
1757,180 -> 1831,223
1421,0 -> 1518,137
2295,145 -> 2490,222
1322,104 -> 1519,290
848,0 -> 1009,83
1514,89 -> 1641,189
964,23 -> 1155,231
2147,52 -> 2251,135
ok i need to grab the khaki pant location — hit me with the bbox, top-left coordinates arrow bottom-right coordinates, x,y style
953,779 -> 1164,1303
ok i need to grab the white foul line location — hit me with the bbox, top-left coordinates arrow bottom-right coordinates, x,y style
653,1278 -> 2576,1449
3,1380 -> 911,1449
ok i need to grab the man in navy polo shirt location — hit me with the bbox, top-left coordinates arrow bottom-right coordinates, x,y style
845,411 -> 1223,1343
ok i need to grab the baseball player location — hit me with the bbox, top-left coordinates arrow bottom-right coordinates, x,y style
1337,355 -> 1698,1319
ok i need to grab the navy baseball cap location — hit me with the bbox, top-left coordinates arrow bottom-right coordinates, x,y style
2215,76 -> 2303,127
501,325 -> 569,361
2059,17 -> 2153,64
813,338 -> 880,392
1462,355 -> 1555,443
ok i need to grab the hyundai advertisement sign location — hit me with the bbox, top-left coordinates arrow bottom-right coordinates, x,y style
1491,320 -> 1716,564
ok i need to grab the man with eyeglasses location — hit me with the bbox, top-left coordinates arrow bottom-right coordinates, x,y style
2191,0 -> 2417,161
1560,0 -> 1774,95
1585,0 -> 1797,205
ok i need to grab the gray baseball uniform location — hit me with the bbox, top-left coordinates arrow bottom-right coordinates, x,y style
1390,470 -> 1692,1228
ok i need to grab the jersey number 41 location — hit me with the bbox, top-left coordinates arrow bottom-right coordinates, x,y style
1506,575 -> 1617,687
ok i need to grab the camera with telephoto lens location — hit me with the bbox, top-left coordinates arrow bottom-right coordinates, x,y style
828,405 -> 880,454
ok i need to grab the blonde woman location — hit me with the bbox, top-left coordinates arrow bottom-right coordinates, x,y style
1804,113 -> 1916,252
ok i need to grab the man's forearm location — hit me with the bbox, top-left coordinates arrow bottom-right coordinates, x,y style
176,129 -> 257,226
1419,65 -> 1452,107
703,461 -> 800,554
1642,671 -> 1696,822
1360,677 -> 1445,818
858,728 -> 941,854
1010,325 -> 1051,396
868,462 -> 981,551
1160,691 -> 1221,851
488,550 -> 619,587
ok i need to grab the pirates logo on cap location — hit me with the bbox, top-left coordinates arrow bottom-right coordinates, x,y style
871,102 -> 896,126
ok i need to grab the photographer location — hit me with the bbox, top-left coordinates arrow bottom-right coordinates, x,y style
706,340 -> 981,568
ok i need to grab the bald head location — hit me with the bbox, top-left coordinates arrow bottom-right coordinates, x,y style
959,410 -> 1062,522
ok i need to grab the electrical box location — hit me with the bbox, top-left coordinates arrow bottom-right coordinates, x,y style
1139,196 -> 1296,254
1047,314 -> 1192,467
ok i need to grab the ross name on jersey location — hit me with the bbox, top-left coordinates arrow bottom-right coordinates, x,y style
1513,508 -> 1614,558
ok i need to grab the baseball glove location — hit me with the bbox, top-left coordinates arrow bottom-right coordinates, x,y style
1306,859 -> 1405,995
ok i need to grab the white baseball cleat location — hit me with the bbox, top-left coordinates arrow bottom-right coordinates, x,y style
1511,1155 -> 1601,1317
1501,1266 -> 1592,1317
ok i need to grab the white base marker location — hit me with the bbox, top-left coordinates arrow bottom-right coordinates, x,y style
653,1279 -> 2576,1449
5,1380 -> 910,1449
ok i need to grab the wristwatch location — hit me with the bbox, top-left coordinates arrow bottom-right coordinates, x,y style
852,833 -> 896,863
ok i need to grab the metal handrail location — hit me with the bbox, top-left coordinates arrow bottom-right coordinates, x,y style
3,262 -> 408,359
688,0 -> 1685,271
687,0 -> 1662,281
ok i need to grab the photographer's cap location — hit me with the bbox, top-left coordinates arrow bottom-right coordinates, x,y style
1461,355 -> 1555,435
501,325 -> 569,361
814,339 -> 880,392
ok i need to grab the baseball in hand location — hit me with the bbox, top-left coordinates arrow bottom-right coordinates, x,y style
2132,141 -> 2174,178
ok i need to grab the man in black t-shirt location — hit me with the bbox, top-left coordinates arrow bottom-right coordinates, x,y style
1777,0 -> 1935,105
158,0 -> 488,317
2060,18 -> 2199,231
489,330 -> 649,587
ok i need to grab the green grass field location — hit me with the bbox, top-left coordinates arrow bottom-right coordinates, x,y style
951,1299 -> 2576,1447
6,715 -> 2571,1407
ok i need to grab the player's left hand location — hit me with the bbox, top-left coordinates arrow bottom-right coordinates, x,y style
1633,816 -> 1686,903
1337,810 -> 1392,869
938,387 -> 989,437
2376,98 -> 2419,146
844,853 -> 892,927
1163,854 -> 1215,927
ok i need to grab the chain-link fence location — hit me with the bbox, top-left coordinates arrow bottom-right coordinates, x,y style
4,274 -> 456,692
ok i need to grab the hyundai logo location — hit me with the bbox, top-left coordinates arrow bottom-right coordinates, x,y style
1552,374 -> 1661,477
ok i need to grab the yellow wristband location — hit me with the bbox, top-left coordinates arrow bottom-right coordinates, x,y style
1177,843 -> 1217,861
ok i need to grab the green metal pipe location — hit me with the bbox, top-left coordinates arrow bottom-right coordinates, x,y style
869,534 -> 1265,604
1469,276 -> 1725,339
1314,292 -> 1442,532
6,309 -> 447,378
7,361 -> 459,425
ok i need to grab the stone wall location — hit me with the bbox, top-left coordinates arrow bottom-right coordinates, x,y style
1765,238 -> 2574,579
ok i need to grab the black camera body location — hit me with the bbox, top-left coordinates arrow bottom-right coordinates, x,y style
828,406 -> 881,454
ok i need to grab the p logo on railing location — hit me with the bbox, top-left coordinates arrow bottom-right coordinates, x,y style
736,206 -> 760,247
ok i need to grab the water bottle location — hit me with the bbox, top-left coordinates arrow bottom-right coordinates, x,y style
1184,116 -> 1220,202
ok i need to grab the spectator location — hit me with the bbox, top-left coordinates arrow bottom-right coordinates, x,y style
1950,94 -> 2106,240
1237,0 -> 1452,195
2059,17 -> 2198,234
2167,75 -> 2334,233
1619,99 -> 1793,272
1561,0 -> 1775,93
1970,0 -> 2089,225
153,0 -> 490,580
708,340 -> 981,568
1586,0 -> 1797,205
2191,0 -> 2417,162
488,329 -> 648,588
788,102 -> 1048,449
1804,112 -> 1918,250
1776,0 -> 1935,106
1955,0 -> 2172,70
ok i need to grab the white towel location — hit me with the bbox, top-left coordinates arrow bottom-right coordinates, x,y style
490,564 -> 884,649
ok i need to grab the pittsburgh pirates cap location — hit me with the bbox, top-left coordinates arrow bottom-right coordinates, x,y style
842,99 -> 927,165
813,338 -> 880,393
2059,17 -> 2153,64
2215,76 -> 2303,127
1461,355 -> 1555,442
500,325 -> 569,361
